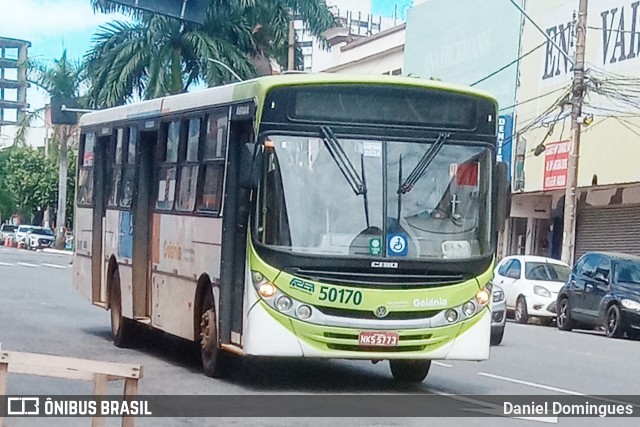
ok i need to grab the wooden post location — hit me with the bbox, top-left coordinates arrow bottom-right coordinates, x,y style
122,377 -> 139,427
92,373 -> 108,427
0,362 -> 7,427
0,350 -> 142,427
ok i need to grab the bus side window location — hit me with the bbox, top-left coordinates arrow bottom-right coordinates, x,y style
176,118 -> 200,212
108,128 -> 124,208
156,121 -> 180,210
120,128 -> 137,208
196,110 -> 228,213
77,132 -> 96,207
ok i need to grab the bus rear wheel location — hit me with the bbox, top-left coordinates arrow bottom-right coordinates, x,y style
109,268 -> 136,348
389,360 -> 431,383
199,290 -> 228,378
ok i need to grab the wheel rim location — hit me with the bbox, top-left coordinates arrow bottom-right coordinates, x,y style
516,300 -> 524,321
110,277 -> 121,336
558,301 -> 567,327
607,309 -> 618,335
200,309 -> 216,357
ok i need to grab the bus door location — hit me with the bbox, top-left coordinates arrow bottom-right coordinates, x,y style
218,102 -> 256,345
130,128 -> 158,319
91,132 -> 111,304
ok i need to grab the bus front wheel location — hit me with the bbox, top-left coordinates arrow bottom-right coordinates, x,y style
199,290 -> 227,378
109,269 -> 136,348
389,360 -> 431,383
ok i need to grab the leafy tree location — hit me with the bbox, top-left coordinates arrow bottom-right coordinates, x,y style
86,0 -> 335,107
4,147 -> 58,221
17,50 -> 83,247
0,147 -> 17,222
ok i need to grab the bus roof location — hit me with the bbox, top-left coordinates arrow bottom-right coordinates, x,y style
79,73 -> 498,128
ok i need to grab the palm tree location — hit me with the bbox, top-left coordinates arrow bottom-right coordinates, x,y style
86,0 -> 335,107
20,50 -> 83,248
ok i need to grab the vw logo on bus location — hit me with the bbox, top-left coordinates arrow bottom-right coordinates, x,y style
374,306 -> 389,318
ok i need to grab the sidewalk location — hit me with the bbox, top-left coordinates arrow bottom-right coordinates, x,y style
42,248 -> 73,256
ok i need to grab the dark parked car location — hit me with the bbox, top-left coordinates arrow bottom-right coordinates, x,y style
557,252 -> 640,339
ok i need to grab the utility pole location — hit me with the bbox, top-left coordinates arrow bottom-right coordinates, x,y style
561,0 -> 588,266
288,10 -> 296,71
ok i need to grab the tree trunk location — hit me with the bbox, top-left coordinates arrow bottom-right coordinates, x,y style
55,127 -> 68,249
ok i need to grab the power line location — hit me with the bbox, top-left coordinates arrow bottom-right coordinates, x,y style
615,116 -> 640,139
587,26 -> 640,34
471,24 -> 572,88
499,85 -> 571,112
471,39 -> 547,87
508,0 -> 575,66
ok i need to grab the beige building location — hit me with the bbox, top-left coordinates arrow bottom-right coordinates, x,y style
509,0 -> 640,261
318,24 -> 405,75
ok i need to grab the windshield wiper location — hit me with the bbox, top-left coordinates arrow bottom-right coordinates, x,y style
320,126 -> 366,195
398,132 -> 449,195
320,126 -> 370,228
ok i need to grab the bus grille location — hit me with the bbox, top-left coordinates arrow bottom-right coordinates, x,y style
318,306 -> 441,320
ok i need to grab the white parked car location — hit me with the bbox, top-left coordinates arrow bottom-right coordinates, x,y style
15,225 -> 35,246
493,255 -> 571,326
25,226 -> 55,250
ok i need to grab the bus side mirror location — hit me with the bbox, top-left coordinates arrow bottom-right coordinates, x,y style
240,142 -> 263,189
496,162 -> 511,232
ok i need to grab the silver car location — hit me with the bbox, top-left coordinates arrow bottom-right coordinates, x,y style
491,284 -> 506,345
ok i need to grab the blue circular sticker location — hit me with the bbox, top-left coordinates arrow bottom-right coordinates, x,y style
387,234 -> 408,257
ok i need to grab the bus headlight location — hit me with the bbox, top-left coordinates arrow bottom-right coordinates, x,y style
296,305 -> 312,319
276,295 -> 293,312
445,309 -> 458,323
258,283 -> 277,298
475,286 -> 491,306
252,271 -> 264,283
463,301 -> 476,316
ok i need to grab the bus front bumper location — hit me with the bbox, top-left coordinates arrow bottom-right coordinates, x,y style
242,300 -> 490,360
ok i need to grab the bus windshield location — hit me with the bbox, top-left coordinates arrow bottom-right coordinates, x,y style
255,134 -> 492,260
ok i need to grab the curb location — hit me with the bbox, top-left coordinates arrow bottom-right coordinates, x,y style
42,248 -> 73,256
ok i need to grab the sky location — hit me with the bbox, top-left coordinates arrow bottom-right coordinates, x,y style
0,0 -> 402,117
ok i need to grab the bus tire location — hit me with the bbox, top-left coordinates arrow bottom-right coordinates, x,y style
389,360 -> 431,383
199,289 -> 227,378
109,268 -> 136,348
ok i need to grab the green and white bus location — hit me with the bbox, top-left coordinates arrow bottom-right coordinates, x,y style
73,73 -> 509,382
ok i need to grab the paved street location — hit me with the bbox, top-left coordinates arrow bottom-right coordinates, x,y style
1,247 -> 638,427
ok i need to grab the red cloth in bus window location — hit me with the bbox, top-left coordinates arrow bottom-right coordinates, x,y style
456,162 -> 479,186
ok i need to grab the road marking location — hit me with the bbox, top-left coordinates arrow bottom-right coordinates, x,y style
432,361 -> 453,368
0,261 -> 13,266
478,373 -> 640,410
478,372 -> 585,395
17,262 -> 38,268
428,389 -> 557,423
43,263 -> 66,269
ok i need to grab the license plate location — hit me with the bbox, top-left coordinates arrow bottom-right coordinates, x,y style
358,331 -> 399,347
